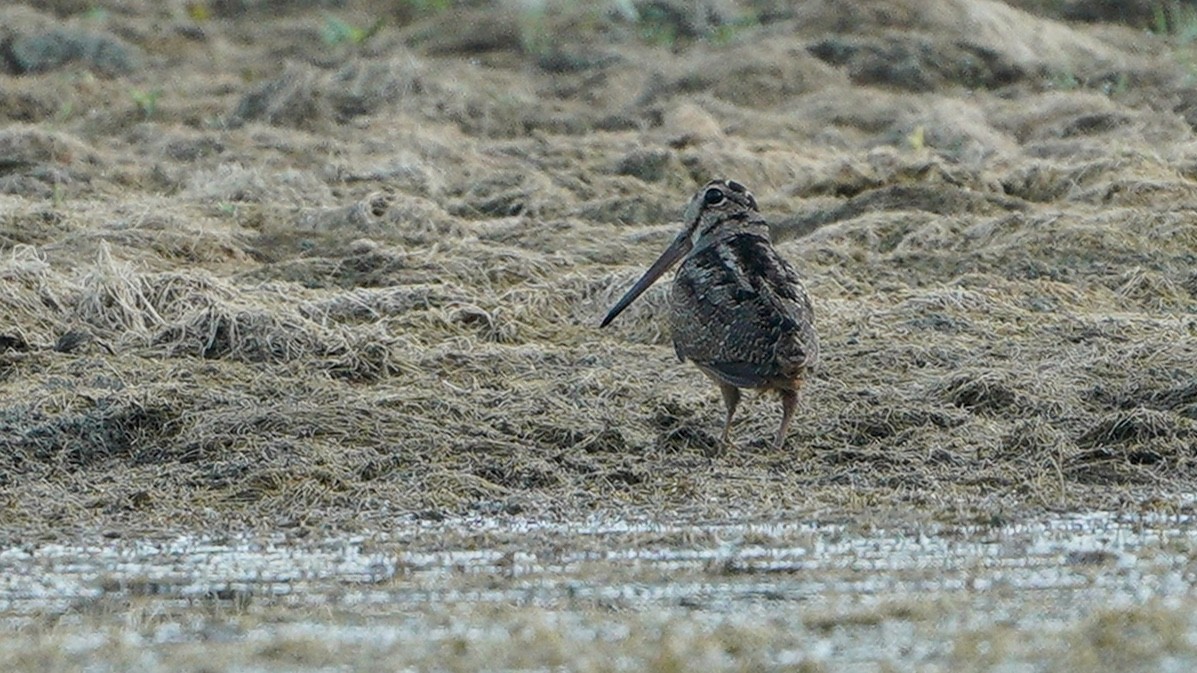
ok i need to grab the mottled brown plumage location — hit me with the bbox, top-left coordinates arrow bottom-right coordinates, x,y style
601,179 -> 818,450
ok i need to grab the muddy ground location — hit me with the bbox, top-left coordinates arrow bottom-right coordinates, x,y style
4,0 -> 1197,669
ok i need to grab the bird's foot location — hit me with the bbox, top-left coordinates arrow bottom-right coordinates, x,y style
702,433 -> 734,459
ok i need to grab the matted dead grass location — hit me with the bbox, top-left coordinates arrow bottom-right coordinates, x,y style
2,0 -> 1197,538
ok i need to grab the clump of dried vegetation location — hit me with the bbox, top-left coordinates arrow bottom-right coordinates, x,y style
2,0 -> 1197,538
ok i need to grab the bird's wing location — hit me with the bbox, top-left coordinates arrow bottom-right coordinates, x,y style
671,232 -> 818,386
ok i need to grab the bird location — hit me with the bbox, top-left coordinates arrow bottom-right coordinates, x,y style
600,179 -> 819,451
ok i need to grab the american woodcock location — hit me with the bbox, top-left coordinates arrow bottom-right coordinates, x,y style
601,179 -> 819,451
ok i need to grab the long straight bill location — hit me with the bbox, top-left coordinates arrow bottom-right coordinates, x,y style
600,232 -> 692,327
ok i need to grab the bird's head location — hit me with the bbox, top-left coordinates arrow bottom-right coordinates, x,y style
600,179 -> 761,327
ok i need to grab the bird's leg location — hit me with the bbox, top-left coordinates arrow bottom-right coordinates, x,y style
774,386 -> 800,451
718,383 -> 741,447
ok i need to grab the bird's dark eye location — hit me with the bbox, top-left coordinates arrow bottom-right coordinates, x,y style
703,188 -> 725,205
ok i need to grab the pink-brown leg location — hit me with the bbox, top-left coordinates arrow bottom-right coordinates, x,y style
774,386 -> 800,450
718,383 -> 741,447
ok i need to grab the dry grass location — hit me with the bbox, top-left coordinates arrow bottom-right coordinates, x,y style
1,0 -> 1197,542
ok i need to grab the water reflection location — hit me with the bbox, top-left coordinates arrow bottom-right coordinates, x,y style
2,509 -> 1195,622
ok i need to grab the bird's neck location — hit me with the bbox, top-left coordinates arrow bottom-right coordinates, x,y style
693,218 -> 770,253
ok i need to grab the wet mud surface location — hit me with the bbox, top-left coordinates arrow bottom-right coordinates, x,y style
4,512 -> 1197,670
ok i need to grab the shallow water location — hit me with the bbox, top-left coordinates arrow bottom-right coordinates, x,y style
4,509 -> 1197,670
2,511 -> 1192,611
